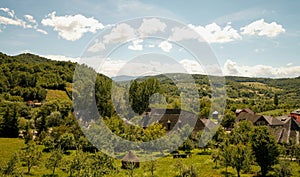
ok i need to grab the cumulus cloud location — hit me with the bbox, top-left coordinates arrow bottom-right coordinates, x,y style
87,39 -> 106,53
223,60 -> 239,75
128,39 -> 143,51
0,15 -> 24,26
179,59 -> 205,74
99,58 -> 190,77
0,7 -> 47,34
76,56 -> 300,78
42,54 -> 79,62
158,40 -> 172,52
99,59 -> 127,77
223,59 -> 300,78
169,22 -> 241,43
103,23 -> 136,43
24,15 -> 37,24
96,58 -> 221,77
41,11 -> 104,41
169,26 -> 198,42
138,18 -> 166,37
0,7 -> 14,17
189,23 -> 242,43
240,19 -> 285,37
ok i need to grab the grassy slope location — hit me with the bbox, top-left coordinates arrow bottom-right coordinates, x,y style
1,139 -> 299,176
46,89 -> 70,101
0,138 -> 25,162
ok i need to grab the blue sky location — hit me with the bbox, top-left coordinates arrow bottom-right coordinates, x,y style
0,0 -> 300,78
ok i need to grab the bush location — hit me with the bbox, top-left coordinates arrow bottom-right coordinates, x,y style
273,160 -> 292,177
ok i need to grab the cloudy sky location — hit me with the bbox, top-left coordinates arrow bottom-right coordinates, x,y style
1,0 -> 300,78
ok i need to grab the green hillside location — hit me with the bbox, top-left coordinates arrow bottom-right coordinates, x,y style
1,52 -> 300,177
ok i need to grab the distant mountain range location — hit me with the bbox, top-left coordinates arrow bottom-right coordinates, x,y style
111,75 -> 139,82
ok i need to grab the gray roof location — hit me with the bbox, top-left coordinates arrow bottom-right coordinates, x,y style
236,112 -> 262,123
291,109 -> 300,115
141,108 -> 216,133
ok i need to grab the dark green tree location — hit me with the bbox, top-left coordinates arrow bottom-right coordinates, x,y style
274,94 -> 279,106
0,105 -> 19,137
129,78 -> 160,115
251,126 -> 280,176
221,111 -> 236,129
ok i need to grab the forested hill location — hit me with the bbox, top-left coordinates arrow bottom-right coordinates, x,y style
0,52 -> 76,102
1,52 -> 300,117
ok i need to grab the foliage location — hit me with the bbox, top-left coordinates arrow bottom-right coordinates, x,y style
0,153 -> 20,176
221,111 -> 236,129
129,78 -> 160,115
174,160 -> 198,177
145,159 -> 156,177
273,160 -> 292,177
63,149 -> 88,177
230,143 -> 252,177
251,126 -> 280,176
45,148 -> 64,175
19,142 -> 42,174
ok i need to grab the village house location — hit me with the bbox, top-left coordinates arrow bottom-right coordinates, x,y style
26,100 -> 42,107
235,109 -> 300,144
140,108 -> 216,137
290,109 -> 300,122
235,108 -> 255,117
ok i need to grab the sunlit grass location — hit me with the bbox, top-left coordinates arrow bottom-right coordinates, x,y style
46,89 -> 70,101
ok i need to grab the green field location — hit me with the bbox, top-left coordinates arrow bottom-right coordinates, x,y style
259,109 -> 294,116
3,138 -> 299,177
46,89 -> 70,101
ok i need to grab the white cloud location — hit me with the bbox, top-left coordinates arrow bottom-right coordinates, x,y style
88,39 -> 106,53
42,54 -> 79,62
179,59 -> 205,74
287,63 -> 293,66
223,60 -> 239,75
36,28 -> 48,35
0,7 -> 47,34
0,7 -> 14,17
223,59 -> 300,78
128,39 -> 143,51
0,7 -> 28,28
240,19 -> 285,37
41,11 -> 104,41
0,16 -> 23,26
99,59 -> 190,77
169,22 -> 241,43
188,22 -> 242,43
24,15 -> 37,24
158,40 -> 172,52
23,14 -> 47,34
103,23 -> 136,43
99,59 -> 126,77
88,57 -> 300,78
169,26 -> 198,42
138,18 -> 166,37
148,44 -> 155,48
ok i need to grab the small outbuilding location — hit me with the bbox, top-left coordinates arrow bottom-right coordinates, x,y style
121,151 -> 140,169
